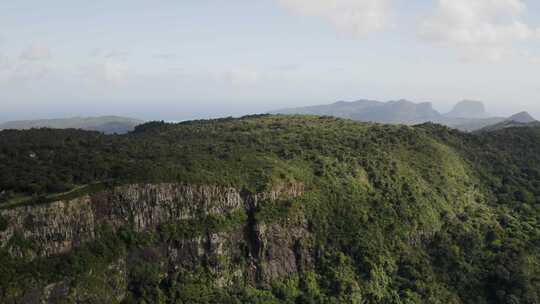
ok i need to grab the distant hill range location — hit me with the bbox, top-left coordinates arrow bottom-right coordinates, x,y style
271,99 -> 536,131
0,116 -> 144,134
477,112 -> 540,132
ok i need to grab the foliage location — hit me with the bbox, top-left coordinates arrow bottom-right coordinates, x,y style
1,115 -> 540,303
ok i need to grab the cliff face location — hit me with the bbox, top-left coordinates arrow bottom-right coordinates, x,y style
0,182 -> 309,303
1,182 -> 304,257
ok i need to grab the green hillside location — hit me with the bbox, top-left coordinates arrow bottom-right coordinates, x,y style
1,115 -> 540,303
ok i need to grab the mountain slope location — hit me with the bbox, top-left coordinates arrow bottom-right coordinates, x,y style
0,116 -> 144,134
507,111 -> 537,123
351,99 -> 441,124
1,115 -> 539,303
478,111 -> 539,132
443,116 -> 507,132
272,99 -> 441,124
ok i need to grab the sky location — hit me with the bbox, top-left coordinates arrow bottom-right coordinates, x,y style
1,0 -> 540,122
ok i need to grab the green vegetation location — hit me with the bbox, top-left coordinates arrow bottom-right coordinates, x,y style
0,183 -> 110,210
1,115 -> 540,303
0,215 -> 8,231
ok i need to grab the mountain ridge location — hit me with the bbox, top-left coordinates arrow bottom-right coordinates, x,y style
507,111 -> 537,123
0,115 -> 144,134
477,111 -> 539,132
271,99 -> 521,131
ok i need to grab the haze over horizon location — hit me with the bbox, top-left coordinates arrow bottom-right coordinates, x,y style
1,0 -> 540,122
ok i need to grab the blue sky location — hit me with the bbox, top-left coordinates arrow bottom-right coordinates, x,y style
1,0 -> 539,122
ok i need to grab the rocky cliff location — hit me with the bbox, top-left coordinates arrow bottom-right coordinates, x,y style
0,182 -> 309,303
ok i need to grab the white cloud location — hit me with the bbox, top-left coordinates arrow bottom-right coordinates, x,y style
20,43 -> 52,61
530,55 -> 540,64
100,62 -> 128,83
80,61 -> 130,85
83,48 -> 132,84
278,0 -> 393,37
222,67 -> 260,86
0,50 -> 53,82
421,0 -> 540,61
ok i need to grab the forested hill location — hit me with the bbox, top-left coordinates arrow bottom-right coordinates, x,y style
1,115 -> 540,303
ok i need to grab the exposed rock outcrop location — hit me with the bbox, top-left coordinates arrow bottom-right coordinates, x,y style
0,182 -> 310,302
1,182 -> 305,258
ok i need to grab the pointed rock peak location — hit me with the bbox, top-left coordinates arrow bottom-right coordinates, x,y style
507,111 -> 536,123
447,100 -> 488,118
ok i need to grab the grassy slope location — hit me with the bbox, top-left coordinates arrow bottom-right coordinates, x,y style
0,115 -> 539,303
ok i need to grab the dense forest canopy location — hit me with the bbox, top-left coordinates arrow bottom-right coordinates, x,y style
1,115 -> 540,303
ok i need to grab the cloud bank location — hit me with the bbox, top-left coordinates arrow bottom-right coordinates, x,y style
278,0 -> 393,36
421,0 -> 540,61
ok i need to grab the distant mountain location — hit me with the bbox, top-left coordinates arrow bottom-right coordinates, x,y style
272,99 -> 383,119
0,116 -> 144,134
271,99 -> 524,132
351,99 -> 440,124
507,111 -> 537,123
272,99 -> 442,125
443,117 -> 506,132
446,100 -> 488,119
478,112 -> 539,132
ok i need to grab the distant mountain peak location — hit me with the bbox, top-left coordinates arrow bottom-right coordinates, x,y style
507,111 -> 536,123
476,111 -> 538,132
270,98 -> 535,132
446,100 -> 488,119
